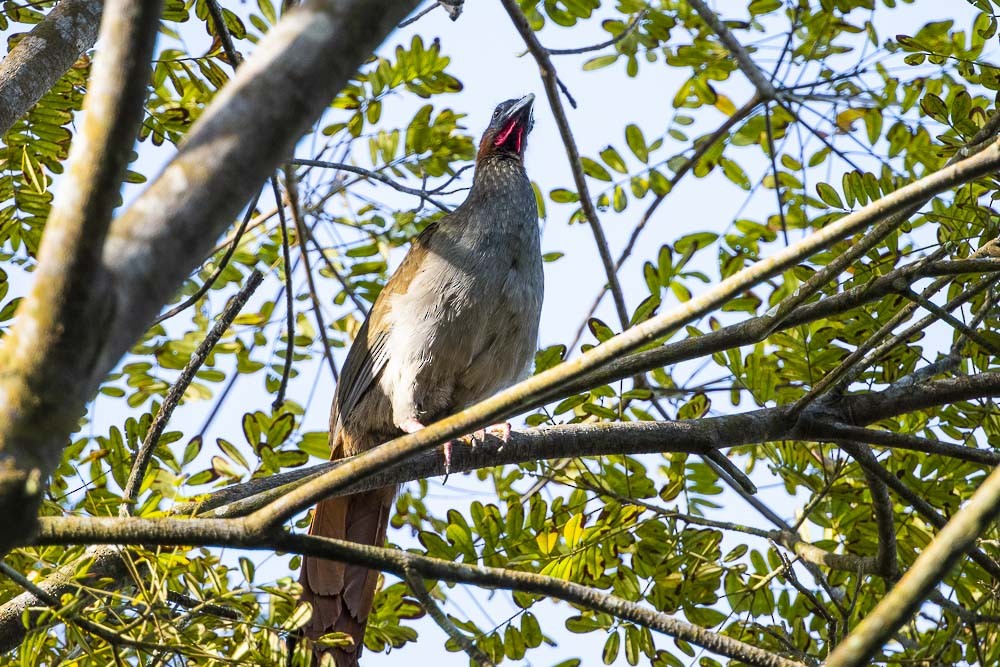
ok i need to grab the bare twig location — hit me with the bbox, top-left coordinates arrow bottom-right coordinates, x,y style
152,190 -> 262,325
500,0 -> 631,330
569,93 -> 762,349
289,158 -> 450,211
120,270 -> 264,513
283,165 -> 338,381
204,0 -> 243,66
271,176 -> 296,410
548,10 -> 645,56
686,0 -> 778,101
404,568 -> 493,667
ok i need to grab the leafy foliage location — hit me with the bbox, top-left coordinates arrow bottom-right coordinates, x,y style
2,0 -> 1000,665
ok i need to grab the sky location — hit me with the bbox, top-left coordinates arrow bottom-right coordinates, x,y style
5,0 -> 988,665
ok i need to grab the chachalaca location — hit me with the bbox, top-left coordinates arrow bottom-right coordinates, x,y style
299,94 -> 543,665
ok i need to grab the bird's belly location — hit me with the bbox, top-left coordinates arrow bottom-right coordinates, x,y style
380,250 -> 542,424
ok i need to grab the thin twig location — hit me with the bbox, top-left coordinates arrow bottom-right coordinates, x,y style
404,567 -> 494,666
283,165 -> 338,381
204,0 -> 242,67
902,286 -> 1000,358
855,444 -> 899,579
686,0 -> 778,101
500,0 -> 630,330
271,176 -> 296,410
153,191 -> 262,325
289,158 -> 450,212
568,93 -> 762,350
548,10 -> 646,56
301,223 -> 369,316
120,270 -> 265,513
763,103 -> 790,245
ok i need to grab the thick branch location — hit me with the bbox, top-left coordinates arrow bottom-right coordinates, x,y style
0,0 -> 102,135
97,0 -> 418,379
6,371 -> 999,650
240,140 -> 1000,531
0,0 -> 162,550
0,0 -> 419,553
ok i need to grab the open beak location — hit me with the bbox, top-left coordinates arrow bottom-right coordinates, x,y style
502,93 -> 535,127
493,94 -> 535,152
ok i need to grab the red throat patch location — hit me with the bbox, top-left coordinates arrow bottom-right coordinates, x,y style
494,120 -> 524,153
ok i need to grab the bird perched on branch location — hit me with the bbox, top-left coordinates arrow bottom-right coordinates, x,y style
299,94 -> 543,665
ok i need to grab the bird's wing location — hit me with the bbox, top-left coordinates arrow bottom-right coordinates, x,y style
329,222 -> 442,443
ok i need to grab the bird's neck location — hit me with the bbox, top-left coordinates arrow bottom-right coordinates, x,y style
448,155 -> 537,242
469,154 -> 528,192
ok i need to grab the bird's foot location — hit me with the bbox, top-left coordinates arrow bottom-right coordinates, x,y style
470,422 -> 512,454
399,417 -> 426,434
401,417 -> 457,482
472,422 -> 512,446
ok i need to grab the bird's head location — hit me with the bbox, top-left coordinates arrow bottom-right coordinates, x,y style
477,94 -> 535,162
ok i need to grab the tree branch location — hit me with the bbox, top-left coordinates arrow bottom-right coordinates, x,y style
404,569 -> 493,667
0,0 -> 102,135
499,0 -> 631,330
29,522 -> 809,667
235,139 -> 1000,532
120,270 -> 264,513
0,0 -> 162,551
289,158 -> 451,211
825,459 -> 1000,667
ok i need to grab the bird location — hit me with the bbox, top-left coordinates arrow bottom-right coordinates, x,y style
299,94 -> 543,665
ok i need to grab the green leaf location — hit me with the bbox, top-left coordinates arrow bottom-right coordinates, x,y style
816,182 -> 844,208
625,124 -> 648,163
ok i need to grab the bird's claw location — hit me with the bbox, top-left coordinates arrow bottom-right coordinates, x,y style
400,416 -> 455,484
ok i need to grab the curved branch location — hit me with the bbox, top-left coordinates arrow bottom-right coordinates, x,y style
30,522 -> 808,667
290,158 -> 451,211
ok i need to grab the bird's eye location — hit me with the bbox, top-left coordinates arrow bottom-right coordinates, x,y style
492,109 -> 501,119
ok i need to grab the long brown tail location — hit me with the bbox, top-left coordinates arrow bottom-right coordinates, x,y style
299,487 -> 394,666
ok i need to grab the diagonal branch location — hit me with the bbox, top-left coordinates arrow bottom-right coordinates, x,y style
0,0 -> 103,135
241,139 -> 1000,531
120,270 -> 264,514
685,0 -> 778,101
0,0 -> 162,549
825,457 -> 1000,667
499,0 -> 631,330
404,568 -> 493,667
283,165 -> 338,381
570,93 -> 762,349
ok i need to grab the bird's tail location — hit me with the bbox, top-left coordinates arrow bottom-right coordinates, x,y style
299,487 -> 394,666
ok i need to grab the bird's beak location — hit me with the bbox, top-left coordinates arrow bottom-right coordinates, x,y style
502,94 -> 535,127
